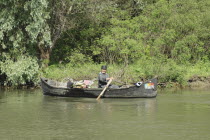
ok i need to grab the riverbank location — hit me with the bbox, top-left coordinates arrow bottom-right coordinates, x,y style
41,61 -> 210,89
187,76 -> 210,89
1,60 -> 210,89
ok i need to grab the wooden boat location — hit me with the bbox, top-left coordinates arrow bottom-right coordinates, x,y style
40,78 -> 158,98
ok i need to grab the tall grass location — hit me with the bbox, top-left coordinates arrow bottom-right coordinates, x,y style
41,59 -> 210,88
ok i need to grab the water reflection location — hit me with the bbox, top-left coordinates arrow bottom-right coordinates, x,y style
41,96 -> 158,125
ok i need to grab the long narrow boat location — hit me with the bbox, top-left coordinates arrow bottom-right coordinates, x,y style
40,78 -> 158,98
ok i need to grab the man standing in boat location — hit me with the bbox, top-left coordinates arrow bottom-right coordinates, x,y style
98,65 -> 113,88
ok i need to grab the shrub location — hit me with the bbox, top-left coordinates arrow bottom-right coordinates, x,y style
0,55 -> 39,86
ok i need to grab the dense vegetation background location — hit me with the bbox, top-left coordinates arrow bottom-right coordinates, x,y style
0,0 -> 210,87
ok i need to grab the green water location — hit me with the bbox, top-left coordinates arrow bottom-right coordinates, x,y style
0,89 -> 210,140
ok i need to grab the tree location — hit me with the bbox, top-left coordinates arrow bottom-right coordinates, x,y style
136,0 -> 210,63
0,0 -> 50,85
0,0 -> 51,61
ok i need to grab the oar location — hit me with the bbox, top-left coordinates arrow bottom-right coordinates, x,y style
96,79 -> 113,100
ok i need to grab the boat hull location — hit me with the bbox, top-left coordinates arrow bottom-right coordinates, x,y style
40,78 -> 157,98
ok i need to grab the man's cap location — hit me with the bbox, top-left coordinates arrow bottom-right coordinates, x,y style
101,65 -> 107,70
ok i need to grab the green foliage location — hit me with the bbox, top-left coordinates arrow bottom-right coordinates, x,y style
42,63 -> 100,81
48,0 -> 210,66
92,15 -> 145,64
185,61 -> 210,78
65,50 -> 93,66
0,55 -> 39,86
0,0 -> 51,52
0,0 -> 50,86
138,0 -> 210,63
50,24 -> 100,64
156,59 -> 188,85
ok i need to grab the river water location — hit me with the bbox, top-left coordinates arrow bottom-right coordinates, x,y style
0,89 -> 210,140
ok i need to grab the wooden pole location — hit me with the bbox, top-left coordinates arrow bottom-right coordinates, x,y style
96,79 -> 113,100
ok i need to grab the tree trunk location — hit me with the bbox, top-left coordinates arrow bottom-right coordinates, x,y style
38,1 -> 73,68
38,43 -> 51,68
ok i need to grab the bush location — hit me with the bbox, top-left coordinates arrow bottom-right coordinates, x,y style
0,55 -> 39,86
